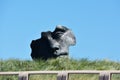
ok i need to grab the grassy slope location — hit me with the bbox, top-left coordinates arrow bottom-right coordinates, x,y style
0,58 -> 120,80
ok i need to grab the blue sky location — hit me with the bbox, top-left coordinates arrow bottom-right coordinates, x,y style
0,0 -> 120,61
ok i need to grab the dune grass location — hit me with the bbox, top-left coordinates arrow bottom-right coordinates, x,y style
0,58 -> 120,80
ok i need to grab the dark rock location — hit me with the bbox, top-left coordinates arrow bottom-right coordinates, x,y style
30,25 -> 76,60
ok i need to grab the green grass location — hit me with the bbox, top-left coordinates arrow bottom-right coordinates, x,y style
0,58 -> 120,80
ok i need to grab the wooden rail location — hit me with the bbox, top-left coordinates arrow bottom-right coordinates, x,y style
0,70 -> 120,80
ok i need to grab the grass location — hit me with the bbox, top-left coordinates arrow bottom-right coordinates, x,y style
0,58 -> 120,80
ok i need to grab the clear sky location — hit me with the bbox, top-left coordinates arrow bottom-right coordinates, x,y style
0,0 -> 120,61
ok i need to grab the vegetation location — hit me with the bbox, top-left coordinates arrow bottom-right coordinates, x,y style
0,58 -> 120,80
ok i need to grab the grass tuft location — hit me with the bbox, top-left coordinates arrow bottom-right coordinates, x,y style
0,58 -> 120,80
